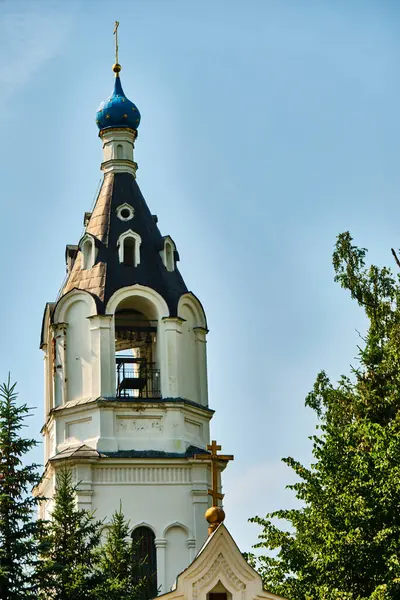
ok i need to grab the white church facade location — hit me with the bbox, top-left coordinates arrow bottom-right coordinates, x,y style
36,25 -> 287,600
36,41 -> 224,596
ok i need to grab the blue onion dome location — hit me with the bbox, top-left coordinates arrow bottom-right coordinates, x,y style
96,64 -> 141,132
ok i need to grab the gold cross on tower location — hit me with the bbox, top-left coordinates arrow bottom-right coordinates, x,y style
114,21 -> 120,63
113,21 -> 121,75
194,440 -> 234,506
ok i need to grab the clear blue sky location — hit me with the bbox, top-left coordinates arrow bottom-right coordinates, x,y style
0,0 -> 399,552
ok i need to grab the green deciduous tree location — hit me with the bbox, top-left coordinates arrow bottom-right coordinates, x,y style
37,467 -> 103,600
96,505 -> 147,600
250,232 -> 400,600
0,377 -> 43,600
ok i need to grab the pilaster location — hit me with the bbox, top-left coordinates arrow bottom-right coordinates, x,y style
98,407 -> 118,452
89,315 -> 115,397
193,326 -> 208,406
187,537 -> 197,562
162,317 -> 185,398
52,322 -> 68,407
73,463 -> 95,511
155,538 -> 167,593
190,462 -> 210,551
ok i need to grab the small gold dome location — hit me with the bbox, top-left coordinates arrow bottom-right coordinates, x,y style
113,63 -> 122,74
205,506 -> 225,525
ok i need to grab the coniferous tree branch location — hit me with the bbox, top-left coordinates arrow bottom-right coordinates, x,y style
0,376 -> 43,600
36,467 -> 103,600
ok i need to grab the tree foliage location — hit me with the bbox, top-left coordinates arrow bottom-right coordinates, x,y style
37,467 -> 103,600
0,378 -> 151,599
0,377 -> 43,600
250,232 -> 400,600
96,505 -> 147,600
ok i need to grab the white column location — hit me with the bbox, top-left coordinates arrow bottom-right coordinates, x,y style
88,315 -> 114,398
52,323 -> 67,406
43,343 -> 49,419
161,317 -> 184,398
155,538 -> 167,594
190,462 -> 210,552
193,327 -> 208,406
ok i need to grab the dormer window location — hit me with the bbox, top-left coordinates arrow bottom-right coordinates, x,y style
160,236 -> 177,272
118,230 -> 141,267
165,242 -> 174,271
79,234 -> 97,270
65,244 -> 78,275
123,237 -> 135,266
117,203 -> 134,222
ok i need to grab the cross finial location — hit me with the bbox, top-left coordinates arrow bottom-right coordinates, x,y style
113,21 -> 121,75
194,440 -> 233,534
194,440 -> 234,507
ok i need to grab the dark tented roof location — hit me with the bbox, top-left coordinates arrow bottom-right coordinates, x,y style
62,172 -> 188,314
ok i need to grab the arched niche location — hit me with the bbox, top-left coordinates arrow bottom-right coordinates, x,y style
178,293 -> 207,329
53,290 -> 97,404
64,298 -> 92,402
164,524 -> 189,592
179,302 -> 199,402
54,289 -> 97,324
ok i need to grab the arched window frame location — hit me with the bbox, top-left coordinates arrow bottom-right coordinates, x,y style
117,230 -> 142,267
160,235 -> 177,272
131,525 -> 158,599
78,233 -> 97,271
116,143 -> 123,159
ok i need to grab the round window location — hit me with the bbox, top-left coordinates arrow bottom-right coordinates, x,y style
117,205 -> 134,221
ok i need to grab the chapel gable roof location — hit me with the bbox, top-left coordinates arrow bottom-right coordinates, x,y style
158,523 -> 287,600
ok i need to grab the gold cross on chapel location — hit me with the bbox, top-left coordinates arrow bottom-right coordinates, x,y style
194,440 -> 234,506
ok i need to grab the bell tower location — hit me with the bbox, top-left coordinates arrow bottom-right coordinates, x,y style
37,25 -> 228,595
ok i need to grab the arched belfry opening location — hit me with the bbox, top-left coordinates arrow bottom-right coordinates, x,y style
114,295 -> 160,399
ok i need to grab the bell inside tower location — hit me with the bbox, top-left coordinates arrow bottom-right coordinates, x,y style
114,296 -> 160,399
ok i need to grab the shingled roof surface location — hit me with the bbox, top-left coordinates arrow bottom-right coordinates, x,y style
62,172 -> 188,314
50,444 -> 209,462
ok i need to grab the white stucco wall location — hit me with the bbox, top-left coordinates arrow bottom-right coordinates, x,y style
38,458 -> 214,594
165,525 -> 190,590
40,285 -> 214,595
65,299 -> 92,402
52,401 -> 211,455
